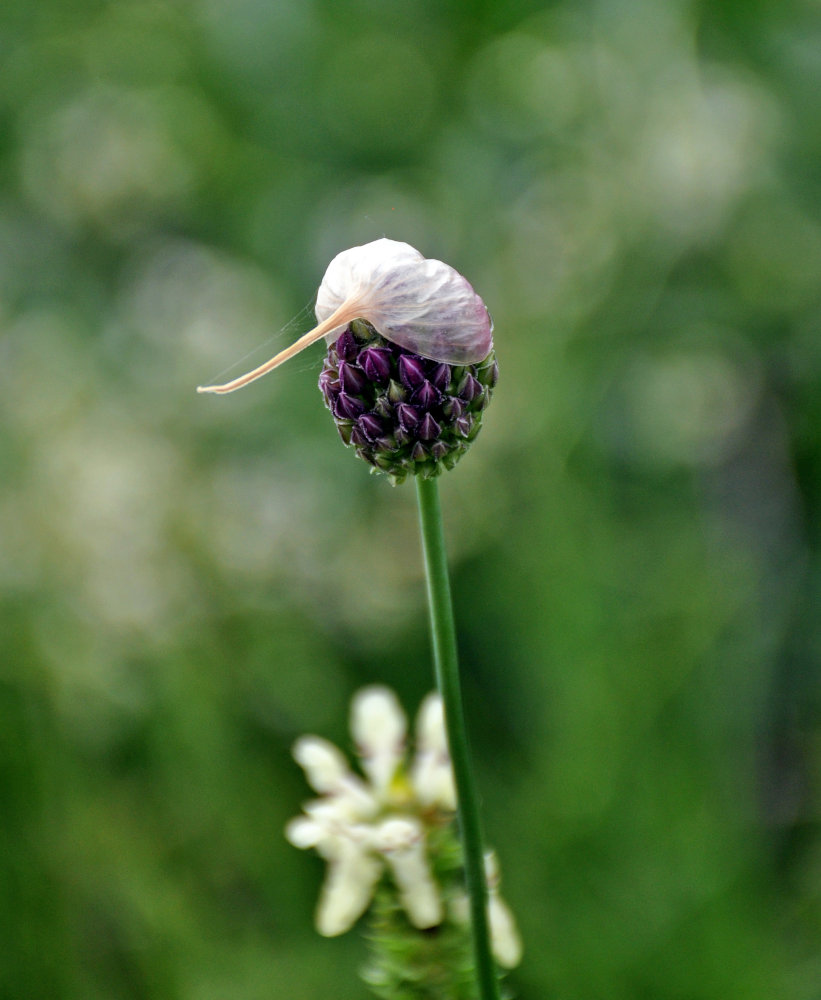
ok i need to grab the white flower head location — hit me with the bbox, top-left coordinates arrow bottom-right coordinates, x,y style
286,685 -> 456,937
197,238 -> 493,394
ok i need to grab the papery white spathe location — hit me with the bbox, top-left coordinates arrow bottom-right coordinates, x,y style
197,238 -> 493,394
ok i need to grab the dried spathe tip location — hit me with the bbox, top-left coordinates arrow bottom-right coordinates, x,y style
196,238 -> 492,394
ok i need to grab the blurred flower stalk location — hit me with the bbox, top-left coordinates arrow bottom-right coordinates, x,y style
286,687 -> 521,998
200,239 -> 512,998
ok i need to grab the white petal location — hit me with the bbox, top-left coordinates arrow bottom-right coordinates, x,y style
374,817 -> 442,929
284,816 -> 324,850
411,693 -> 456,810
411,754 -> 457,811
315,839 -> 382,937
292,736 -> 351,793
316,238 -> 493,364
488,895 -> 523,968
415,693 -> 448,754
350,686 -> 407,795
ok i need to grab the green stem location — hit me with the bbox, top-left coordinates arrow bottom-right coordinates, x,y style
415,476 -> 501,1000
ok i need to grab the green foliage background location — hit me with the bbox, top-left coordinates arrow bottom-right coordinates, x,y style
1,0 -> 820,997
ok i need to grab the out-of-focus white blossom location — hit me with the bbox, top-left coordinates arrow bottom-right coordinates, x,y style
286,685 -> 455,936
286,685 -> 522,969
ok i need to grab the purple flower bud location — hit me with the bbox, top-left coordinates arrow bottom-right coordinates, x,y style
412,380 -> 441,410
317,317 -> 496,485
358,347 -> 392,383
455,415 -> 473,438
398,354 -> 427,388
334,392 -> 366,420
338,361 -> 367,396
441,396 -> 464,420
418,413 -> 441,440
318,370 -> 341,404
349,425 -> 370,448
457,373 -> 482,402
431,363 -> 452,392
334,328 -> 359,362
396,403 -> 421,432
357,413 -> 384,441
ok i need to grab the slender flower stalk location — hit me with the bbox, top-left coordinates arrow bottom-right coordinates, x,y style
200,238 -> 516,997
416,475 -> 502,1000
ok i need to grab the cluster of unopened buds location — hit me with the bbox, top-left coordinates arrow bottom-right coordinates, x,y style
285,686 -> 522,970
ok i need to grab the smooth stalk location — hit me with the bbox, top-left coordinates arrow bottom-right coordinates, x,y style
415,476 -> 501,1000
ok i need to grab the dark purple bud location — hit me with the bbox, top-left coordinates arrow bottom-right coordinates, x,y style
411,380 -> 441,410
334,392 -> 365,420
418,413 -> 441,440
455,415 -> 473,438
457,373 -> 482,402
388,379 -> 407,404
431,441 -> 449,460
398,354 -> 427,388
349,425 -> 370,448
397,403 -> 421,432
358,347 -> 392,383
338,361 -> 367,396
334,328 -> 359,362
410,442 -> 428,462
441,396 -> 464,420
357,413 -> 384,441
431,363 -> 452,392
318,370 -> 341,403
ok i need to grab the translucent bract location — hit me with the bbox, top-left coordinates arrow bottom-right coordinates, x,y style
315,239 -> 493,365
197,239 -> 492,394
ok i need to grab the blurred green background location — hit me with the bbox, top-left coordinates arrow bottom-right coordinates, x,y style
2,0 -> 820,997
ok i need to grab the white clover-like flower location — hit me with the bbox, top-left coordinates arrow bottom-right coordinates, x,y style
285,685 -> 457,936
285,686 -> 522,972
197,238 -> 493,394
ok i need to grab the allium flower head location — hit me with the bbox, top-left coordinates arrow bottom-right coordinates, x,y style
197,239 -> 497,481
320,319 -> 497,483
